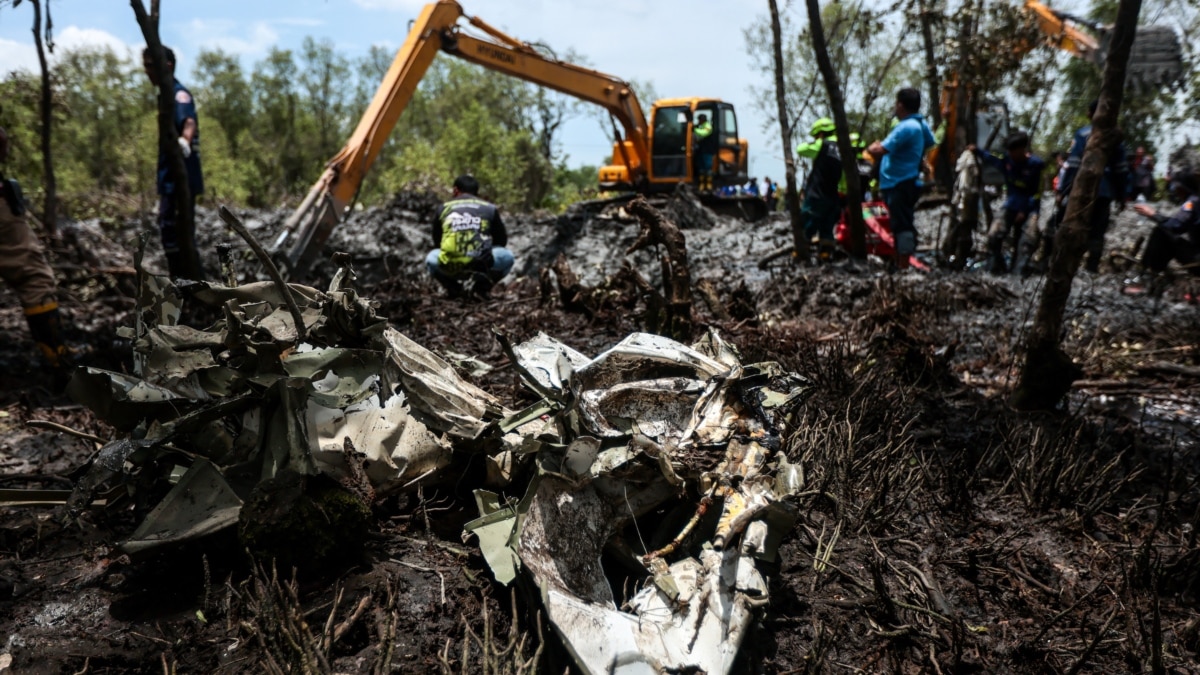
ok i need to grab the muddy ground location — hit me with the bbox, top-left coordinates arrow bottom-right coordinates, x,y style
1,193 -> 1198,674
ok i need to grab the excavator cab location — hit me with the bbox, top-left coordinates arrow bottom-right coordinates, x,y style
606,98 -> 749,192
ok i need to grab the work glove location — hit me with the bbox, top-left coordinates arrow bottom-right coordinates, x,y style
177,136 -> 192,159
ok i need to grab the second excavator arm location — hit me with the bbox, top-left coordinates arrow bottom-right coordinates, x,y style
272,0 -> 651,276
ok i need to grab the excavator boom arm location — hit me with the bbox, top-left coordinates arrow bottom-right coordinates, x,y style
1023,0 -> 1101,63
273,0 -> 651,275
444,30 -> 649,167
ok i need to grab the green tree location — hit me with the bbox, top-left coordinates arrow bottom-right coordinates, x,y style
299,37 -> 351,163
193,48 -> 252,158
249,47 -> 302,204
54,46 -> 155,211
744,1 -> 921,171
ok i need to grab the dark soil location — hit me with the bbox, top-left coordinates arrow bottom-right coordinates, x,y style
1,194 -> 1198,673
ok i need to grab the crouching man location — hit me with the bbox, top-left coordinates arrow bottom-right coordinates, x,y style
1124,166 -> 1200,295
426,175 -> 514,297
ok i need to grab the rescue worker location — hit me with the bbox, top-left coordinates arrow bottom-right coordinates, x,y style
143,45 -> 204,280
1059,99 -> 1128,273
868,88 -> 937,269
763,177 -> 778,212
1124,165 -> 1200,295
1132,155 -> 1156,201
693,113 -> 716,192
970,131 -> 1046,276
796,118 -> 843,259
0,126 -> 72,374
426,175 -> 514,298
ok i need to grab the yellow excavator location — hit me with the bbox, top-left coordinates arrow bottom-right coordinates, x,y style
935,0 -> 1184,182
271,0 -> 759,275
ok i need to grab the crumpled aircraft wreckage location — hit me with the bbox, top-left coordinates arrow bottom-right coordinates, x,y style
31,227 -> 812,674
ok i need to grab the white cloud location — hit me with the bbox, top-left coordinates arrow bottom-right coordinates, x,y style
177,19 -> 280,58
54,26 -> 134,57
1,26 -> 134,75
0,37 -> 39,74
276,17 -> 325,27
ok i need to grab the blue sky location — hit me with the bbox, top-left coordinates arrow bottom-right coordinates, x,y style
1,0 -> 803,183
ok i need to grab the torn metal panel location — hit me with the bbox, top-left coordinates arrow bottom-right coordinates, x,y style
692,327 -> 742,369
542,546 -> 766,675
441,351 -> 495,378
185,280 -> 324,309
577,377 -> 705,441
262,379 -> 319,480
463,489 -> 526,586
121,460 -> 243,556
508,332 -> 589,399
67,367 -> 197,430
382,327 -> 509,440
310,394 -> 451,495
464,329 -> 809,675
574,332 -> 729,391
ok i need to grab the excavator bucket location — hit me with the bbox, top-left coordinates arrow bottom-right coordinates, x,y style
1025,2 -> 1184,92
1119,25 -> 1185,93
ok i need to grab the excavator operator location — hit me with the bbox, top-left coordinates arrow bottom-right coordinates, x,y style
693,113 -> 716,192
426,175 -> 513,298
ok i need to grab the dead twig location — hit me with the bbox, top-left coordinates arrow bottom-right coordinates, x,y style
25,419 -> 106,445
390,558 -> 446,606
1065,605 -> 1119,675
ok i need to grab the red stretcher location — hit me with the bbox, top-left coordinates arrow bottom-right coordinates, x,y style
834,201 -> 928,270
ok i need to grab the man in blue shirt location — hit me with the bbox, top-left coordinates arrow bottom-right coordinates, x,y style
868,88 -> 936,268
1059,99 -> 1128,273
971,132 -> 1046,275
143,46 -> 204,280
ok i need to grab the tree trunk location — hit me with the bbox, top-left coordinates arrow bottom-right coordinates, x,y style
1011,0 -> 1141,412
918,0 -> 951,192
131,0 -> 202,281
939,7 -> 980,268
917,0 -> 941,131
31,0 -> 56,237
768,0 -> 809,263
805,0 -> 866,259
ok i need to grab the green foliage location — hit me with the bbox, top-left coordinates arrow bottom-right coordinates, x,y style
193,48 -> 252,158
363,57 -> 574,211
0,46 -> 157,219
743,1 -> 921,160
0,36 -> 616,217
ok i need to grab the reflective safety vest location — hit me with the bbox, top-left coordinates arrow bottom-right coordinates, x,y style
437,196 -> 498,268
694,120 -> 713,140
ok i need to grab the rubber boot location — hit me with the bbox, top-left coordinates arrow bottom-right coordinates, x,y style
440,276 -> 465,299
25,306 -> 74,391
985,235 -> 1007,274
1083,239 -> 1103,273
470,273 -> 495,298
817,238 -> 837,263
